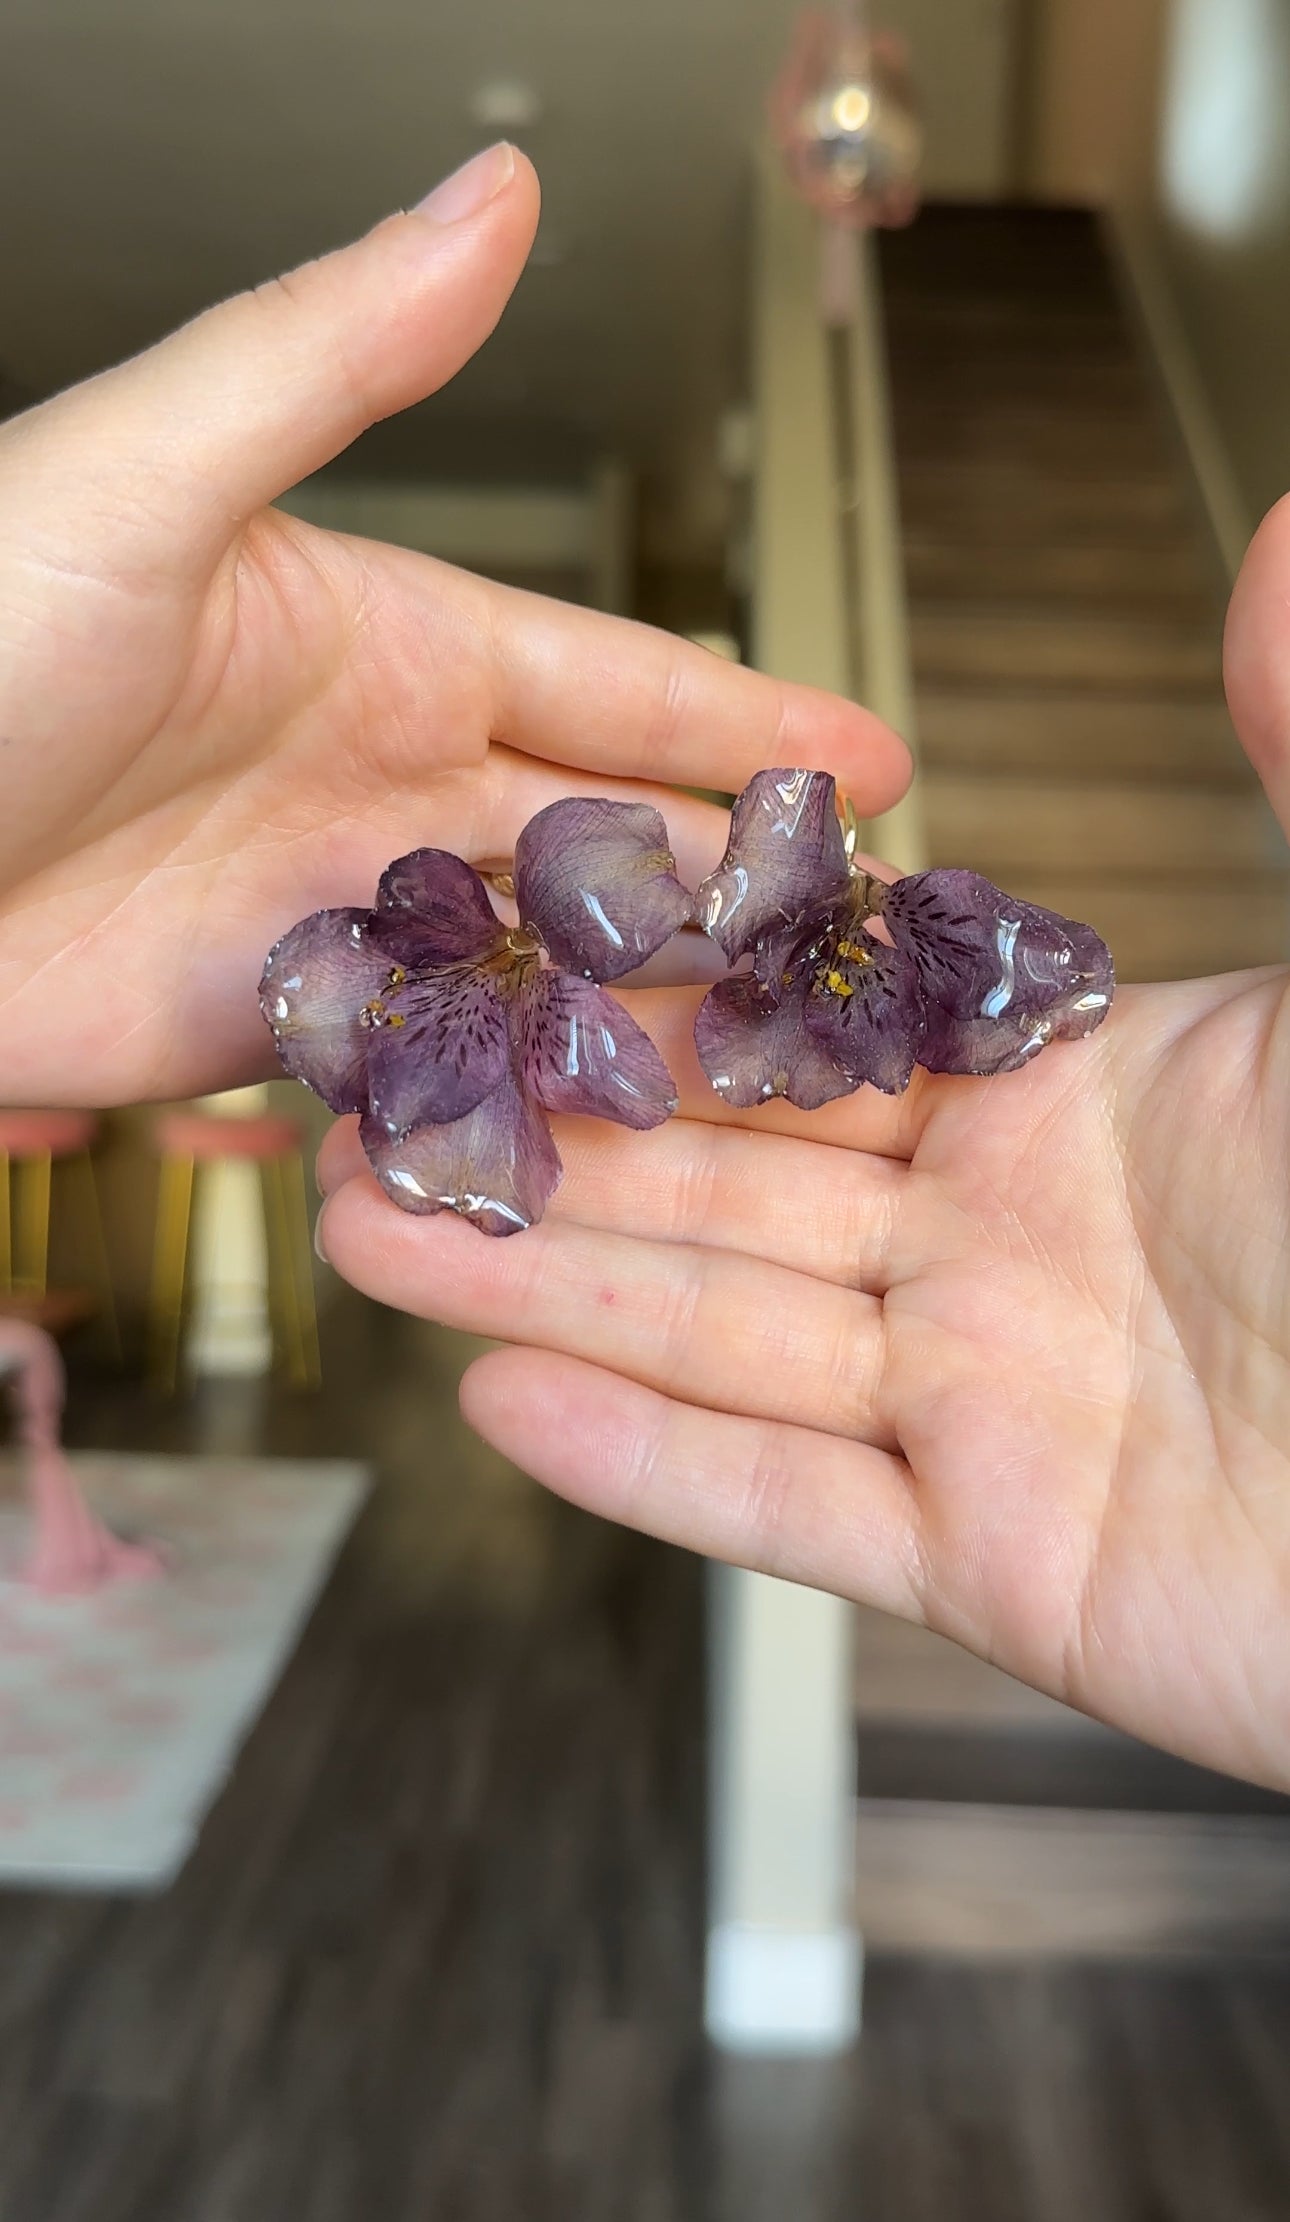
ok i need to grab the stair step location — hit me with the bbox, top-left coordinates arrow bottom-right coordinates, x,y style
892,404 -> 1174,474
1000,874 -> 1289,980
854,1604 -> 1085,1730
916,693 -> 1252,784
855,1800 -> 1290,1957
911,607 -> 1222,693
903,536 -> 1215,607
858,1722 -> 1290,1819
882,297 -> 1126,344
889,359 -> 1152,408
898,461 -> 1192,540
923,776 -> 1284,875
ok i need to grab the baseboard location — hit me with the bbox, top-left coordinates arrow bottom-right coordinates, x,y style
856,1799 -> 1290,1958
858,1722 -> 1290,1819
704,1922 -> 863,2055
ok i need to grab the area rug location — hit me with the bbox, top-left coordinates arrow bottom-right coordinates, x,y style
0,1452 -> 368,1891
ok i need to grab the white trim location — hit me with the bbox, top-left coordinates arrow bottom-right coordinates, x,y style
705,1923 -> 863,2055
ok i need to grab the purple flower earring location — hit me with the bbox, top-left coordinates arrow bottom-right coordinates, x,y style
260,798 -> 690,1235
260,770 -> 1115,1236
694,768 -> 1114,1107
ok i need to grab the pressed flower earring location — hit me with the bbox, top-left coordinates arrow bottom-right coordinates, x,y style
260,798 -> 690,1235
694,768 -> 1114,1108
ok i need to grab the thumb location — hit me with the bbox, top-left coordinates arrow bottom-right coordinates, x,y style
1224,491 -> 1290,844
12,143 -> 539,566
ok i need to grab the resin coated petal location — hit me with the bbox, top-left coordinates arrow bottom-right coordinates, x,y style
375,849 -> 505,965
515,972 -> 678,1132
515,798 -> 693,983
885,869 -> 1115,1076
694,973 -> 856,1112
696,769 -> 851,965
365,967 -> 509,1137
259,908 -> 388,1114
803,927 -> 925,1096
359,1074 -> 561,1236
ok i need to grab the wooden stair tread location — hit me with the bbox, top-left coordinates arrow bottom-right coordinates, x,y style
911,607 -> 1223,693
996,875 -> 1288,981
916,692 -> 1252,783
923,775 -> 1285,875
903,537 -> 1215,607
855,1799 -> 1290,1957
898,463 -> 1192,536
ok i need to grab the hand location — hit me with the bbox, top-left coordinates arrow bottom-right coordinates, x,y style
316,496 -> 1290,1792
0,143 -> 908,1106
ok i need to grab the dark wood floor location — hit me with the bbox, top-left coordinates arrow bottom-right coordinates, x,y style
0,1291 -> 1286,2217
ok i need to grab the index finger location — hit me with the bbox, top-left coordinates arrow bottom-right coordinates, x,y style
475,575 -> 913,809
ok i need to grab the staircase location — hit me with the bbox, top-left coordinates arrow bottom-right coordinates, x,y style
849,206 -> 1290,1957
878,205 -> 1290,982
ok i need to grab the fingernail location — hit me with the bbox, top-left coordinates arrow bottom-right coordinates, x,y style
313,1202 -> 330,1267
414,143 -> 515,225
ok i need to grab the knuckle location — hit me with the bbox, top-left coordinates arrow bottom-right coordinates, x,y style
740,1429 -> 795,1551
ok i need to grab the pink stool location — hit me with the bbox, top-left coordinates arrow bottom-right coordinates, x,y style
0,1109 -> 118,1353
148,1111 -> 321,1394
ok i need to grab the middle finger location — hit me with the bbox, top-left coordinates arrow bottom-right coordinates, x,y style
317,1113 -> 944,1292
319,1178 -> 895,1449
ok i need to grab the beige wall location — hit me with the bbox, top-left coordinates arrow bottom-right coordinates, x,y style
1151,0 -> 1290,534
1023,0 -> 1169,203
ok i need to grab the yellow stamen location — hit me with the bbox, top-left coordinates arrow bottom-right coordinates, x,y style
388,965 -> 406,988
835,940 -> 872,965
386,1012 -> 406,1028
823,970 -> 854,998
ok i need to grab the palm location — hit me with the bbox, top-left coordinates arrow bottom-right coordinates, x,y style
870,970 -> 1290,1781
0,494 -> 899,1112
316,970 -> 1288,1785
1,514 -> 538,1100
318,487 -> 1290,1789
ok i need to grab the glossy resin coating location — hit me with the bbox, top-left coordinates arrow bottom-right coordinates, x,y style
261,800 -> 688,1234
694,770 -> 1114,1106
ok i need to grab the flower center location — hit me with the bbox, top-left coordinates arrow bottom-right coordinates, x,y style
359,936 -> 544,1032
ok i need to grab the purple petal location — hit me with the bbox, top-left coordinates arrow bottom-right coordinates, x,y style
802,927 -> 925,1095
359,1074 -> 561,1235
696,769 -> 851,965
885,869 -> 1115,1076
514,971 -> 678,1131
375,849 -> 505,965
694,972 -> 856,1112
365,966 -> 509,1136
259,908 -> 388,1114
514,799 -> 693,984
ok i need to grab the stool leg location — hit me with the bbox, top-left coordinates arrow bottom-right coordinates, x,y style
77,1150 -> 122,1362
15,1150 -> 52,1295
0,1150 -> 10,1293
149,1156 -> 194,1393
262,1156 -> 304,1386
284,1150 -> 322,1390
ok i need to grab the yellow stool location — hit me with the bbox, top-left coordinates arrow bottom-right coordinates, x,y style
0,1108 -> 118,1351
148,1109 -> 320,1394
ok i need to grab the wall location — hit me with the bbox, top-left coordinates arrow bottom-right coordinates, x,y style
1022,0 -> 1168,204
1151,0 -> 1290,535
